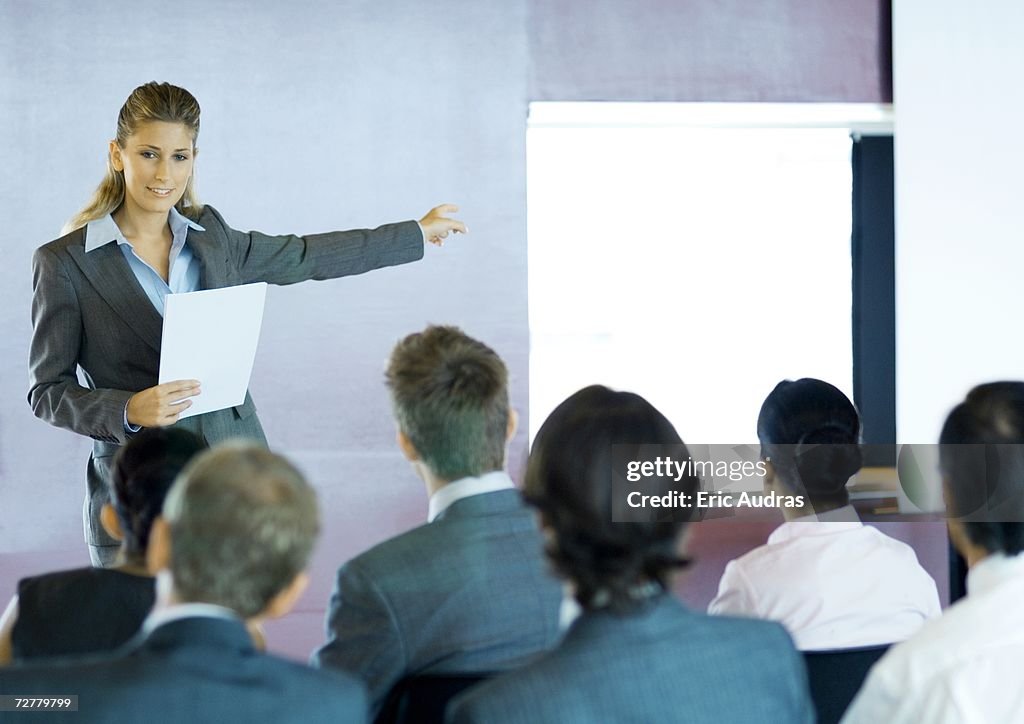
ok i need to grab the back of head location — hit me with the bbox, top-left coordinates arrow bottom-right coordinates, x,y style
757,378 -> 862,507
940,381 -> 1024,556
161,444 -> 319,618
386,325 -> 509,482
525,385 -> 698,612
109,428 -> 207,562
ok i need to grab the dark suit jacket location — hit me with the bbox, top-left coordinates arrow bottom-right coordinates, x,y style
0,616 -> 367,723
13,567 -> 155,662
313,488 -> 563,716
28,205 -> 423,545
448,595 -> 815,724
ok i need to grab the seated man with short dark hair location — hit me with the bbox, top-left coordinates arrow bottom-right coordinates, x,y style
313,325 -> 563,716
843,382 -> 1024,724
0,444 -> 366,724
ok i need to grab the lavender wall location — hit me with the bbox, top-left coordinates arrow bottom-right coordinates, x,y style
0,0 -> 530,656
0,0 -> 894,661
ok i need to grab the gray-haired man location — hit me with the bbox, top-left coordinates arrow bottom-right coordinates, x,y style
0,445 -> 366,723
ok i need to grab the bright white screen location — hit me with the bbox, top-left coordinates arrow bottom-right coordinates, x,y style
528,111 -> 854,444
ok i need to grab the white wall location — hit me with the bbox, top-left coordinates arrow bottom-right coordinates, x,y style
894,0 -> 1024,443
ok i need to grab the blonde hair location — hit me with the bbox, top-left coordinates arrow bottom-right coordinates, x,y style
64,82 -> 204,234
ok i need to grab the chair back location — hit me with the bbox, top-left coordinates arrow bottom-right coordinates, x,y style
803,644 -> 890,724
374,673 -> 492,724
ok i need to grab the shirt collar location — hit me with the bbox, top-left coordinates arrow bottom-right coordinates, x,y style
142,601 -> 240,635
427,470 -> 515,522
142,569 -> 240,634
767,504 -> 862,544
966,551 -> 1024,598
84,207 -> 205,253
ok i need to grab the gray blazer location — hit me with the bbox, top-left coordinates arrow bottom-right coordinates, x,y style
0,616 -> 367,724
448,595 -> 815,724
28,205 -> 423,545
313,488 -> 564,717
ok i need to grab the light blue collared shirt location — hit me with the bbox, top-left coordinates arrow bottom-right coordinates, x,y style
85,208 -> 205,432
84,207 -> 205,315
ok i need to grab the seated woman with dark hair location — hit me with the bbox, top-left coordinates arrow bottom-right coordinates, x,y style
709,378 -> 940,650
0,428 -> 206,663
450,385 -> 813,724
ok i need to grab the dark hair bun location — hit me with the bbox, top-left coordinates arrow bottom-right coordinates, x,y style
795,424 -> 862,494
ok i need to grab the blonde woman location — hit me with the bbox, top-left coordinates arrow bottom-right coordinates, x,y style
29,81 -> 465,566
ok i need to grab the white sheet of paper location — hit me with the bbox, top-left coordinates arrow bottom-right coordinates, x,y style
159,283 -> 268,420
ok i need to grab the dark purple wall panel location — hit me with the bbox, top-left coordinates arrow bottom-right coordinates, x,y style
530,0 -> 892,102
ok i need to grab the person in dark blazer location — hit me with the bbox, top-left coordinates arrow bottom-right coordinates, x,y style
312,325 -> 563,717
0,428 -> 206,664
0,444 -> 366,724
448,385 -> 815,724
28,81 -> 466,566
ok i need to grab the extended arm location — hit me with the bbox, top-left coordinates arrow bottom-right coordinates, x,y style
206,207 -> 421,286
207,204 -> 464,285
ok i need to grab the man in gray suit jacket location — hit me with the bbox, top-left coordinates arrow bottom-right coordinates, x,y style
0,445 -> 366,724
312,325 -> 563,717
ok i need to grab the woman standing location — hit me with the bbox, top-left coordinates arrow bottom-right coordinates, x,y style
28,81 -> 465,566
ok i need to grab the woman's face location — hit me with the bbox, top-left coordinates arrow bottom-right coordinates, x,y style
110,121 -> 195,218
